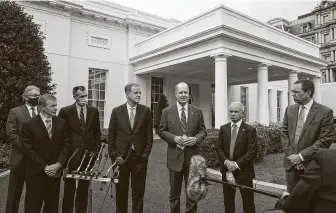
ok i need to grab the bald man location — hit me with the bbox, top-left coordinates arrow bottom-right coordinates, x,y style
216,102 -> 257,213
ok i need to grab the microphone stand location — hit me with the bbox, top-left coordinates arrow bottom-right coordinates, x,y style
201,177 -> 282,199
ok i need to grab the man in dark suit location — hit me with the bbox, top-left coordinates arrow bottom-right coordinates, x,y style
108,83 -> 153,213
20,94 -> 69,213
59,86 -> 101,213
216,102 -> 257,213
158,82 -> 206,213
5,85 -> 40,213
277,148 -> 336,213
281,79 -> 334,192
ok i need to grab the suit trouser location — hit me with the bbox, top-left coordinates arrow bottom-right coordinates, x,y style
222,174 -> 255,213
5,162 -> 26,213
25,173 -> 61,213
62,179 -> 89,213
115,151 -> 148,213
169,156 -> 197,213
285,167 -> 304,193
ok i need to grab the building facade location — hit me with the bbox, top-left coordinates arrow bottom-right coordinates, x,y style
18,1 -> 326,129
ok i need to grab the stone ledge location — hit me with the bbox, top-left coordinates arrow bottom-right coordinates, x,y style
207,168 -> 286,195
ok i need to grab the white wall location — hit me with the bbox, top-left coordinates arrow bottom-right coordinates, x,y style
321,82 -> 336,113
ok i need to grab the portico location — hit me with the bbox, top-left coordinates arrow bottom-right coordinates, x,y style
129,5 -> 326,128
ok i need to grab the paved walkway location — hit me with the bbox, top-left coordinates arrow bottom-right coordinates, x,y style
0,140 -> 279,212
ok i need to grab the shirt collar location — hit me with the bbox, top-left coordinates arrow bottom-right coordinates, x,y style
126,102 -> 137,110
176,102 -> 188,111
231,119 -> 243,128
39,113 -> 52,123
301,99 -> 314,111
75,103 -> 86,110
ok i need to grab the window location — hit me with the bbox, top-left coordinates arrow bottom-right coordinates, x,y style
88,69 -> 107,128
311,36 -> 316,44
322,71 -> 327,83
240,87 -> 249,122
324,33 -> 330,43
277,91 -> 282,122
302,25 -> 308,33
268,89 -> 272,122
151,77 -> 164,124
323,15 -> 329,23
333,69 -> 336,82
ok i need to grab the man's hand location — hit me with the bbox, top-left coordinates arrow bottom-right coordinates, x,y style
115,157 -> 125,165
174,136 -> 184,145
224,160 -> 240,172
287,154 -> 302,165
294,162 -> 305,171
184,137 -> 197,146
45,162 -> 61,177
281,191 -> 290,199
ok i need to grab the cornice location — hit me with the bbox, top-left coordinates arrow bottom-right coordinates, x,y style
34,1 -> 167,32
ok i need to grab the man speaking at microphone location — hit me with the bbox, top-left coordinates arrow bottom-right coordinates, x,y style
158,82 -> 206,213
216,102 -> 257,213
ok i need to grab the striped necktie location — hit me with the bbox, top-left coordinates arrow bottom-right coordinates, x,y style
46,119 -> 52,139
180,107 -> 187,133
31,107 -> 37,117
80,107 -> 85,133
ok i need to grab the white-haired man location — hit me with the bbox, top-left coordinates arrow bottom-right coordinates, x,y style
5,85 -> 40,213
216,102 -> 257,213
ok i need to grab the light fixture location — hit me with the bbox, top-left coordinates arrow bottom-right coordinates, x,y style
248,68 -> 252,70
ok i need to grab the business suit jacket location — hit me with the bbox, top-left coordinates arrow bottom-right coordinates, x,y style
6,105 -> 34,167
108,103 -> 153,161
158,104 -> 206,172
58,104 -> 101,154
216,121 -> 257,179
20,115 -> 69,176
279,149 -> 336,213
281,101 -> 334,170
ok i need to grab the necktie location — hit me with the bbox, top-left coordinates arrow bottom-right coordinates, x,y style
31,108 -> 37,117
130,107 -> 135,129
294,106 -> 306,150
230,124 -> 238,159
80,107 -> 85,133
46,119 -> 52,139
180,107 -> 187,134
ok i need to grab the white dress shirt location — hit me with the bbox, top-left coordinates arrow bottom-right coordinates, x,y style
177,102 -> 188,122
126,103 -> 137,120
25,104 -> 38,118
298,99 -> 314,123
76,103 -> 87,122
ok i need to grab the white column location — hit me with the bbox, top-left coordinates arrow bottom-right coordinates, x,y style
330,28 -> 333,40
288,71 -> 298,105
257,63 -> 270,125
211,53 -> 230,128
326,69 -> 330,82
313,76 -> 321,103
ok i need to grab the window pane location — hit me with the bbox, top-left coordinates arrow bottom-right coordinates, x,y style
100,91 -> 105,100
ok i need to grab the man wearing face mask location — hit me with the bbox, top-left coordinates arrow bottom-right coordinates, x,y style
158,82 -> 206,213
59,86 -> 101,213
5,85 -> 40,213
282,79 -> 335,193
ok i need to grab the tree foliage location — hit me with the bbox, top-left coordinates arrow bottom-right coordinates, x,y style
0,1 -> 55,146
154,94 -> 169,130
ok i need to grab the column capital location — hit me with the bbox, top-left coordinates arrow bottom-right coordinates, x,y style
258,62 -> 272,69
289,70 -> 299,77
210,52 -> 231,61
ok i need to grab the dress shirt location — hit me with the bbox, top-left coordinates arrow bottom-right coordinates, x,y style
177,102 -> 188,122
298,99 -> 313,123
25,104 -> 38,118
126,103 -> 137,120
76,103 -> 87,122
39,113 -> 52,130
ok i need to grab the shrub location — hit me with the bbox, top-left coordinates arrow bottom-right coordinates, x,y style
0,143 -> 10,171
153,94 -> 168,131
199,122 -> 284,167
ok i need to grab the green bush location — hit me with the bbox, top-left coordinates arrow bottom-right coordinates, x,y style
199,122 -> 284,168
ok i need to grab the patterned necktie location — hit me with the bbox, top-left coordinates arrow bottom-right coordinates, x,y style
294,106 -> 306,149
80,107 -> 85,133
230,124 -> 238,159
180,107 -> 187,134
31,107 -> 37,117
46,119 -> 52,139
130,107 -> 135,129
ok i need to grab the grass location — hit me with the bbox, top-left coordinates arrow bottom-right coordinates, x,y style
254,153 -> 285,185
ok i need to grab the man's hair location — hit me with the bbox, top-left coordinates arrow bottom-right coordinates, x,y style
72,86 -> 86,97
175,82 -> 189,93
38,94 -> 57,107
21,85 -> 40,102
229,102 -> 245,112
294,79 -> 315,98
124,83 -> 140,94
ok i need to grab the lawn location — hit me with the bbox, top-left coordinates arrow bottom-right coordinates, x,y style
254,153 -> 285,185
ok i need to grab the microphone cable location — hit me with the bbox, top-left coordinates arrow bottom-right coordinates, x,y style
98,180 -> 113,213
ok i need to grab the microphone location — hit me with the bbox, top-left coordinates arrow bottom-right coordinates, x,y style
186,155 -> 282,204
186,155 -> 208,203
